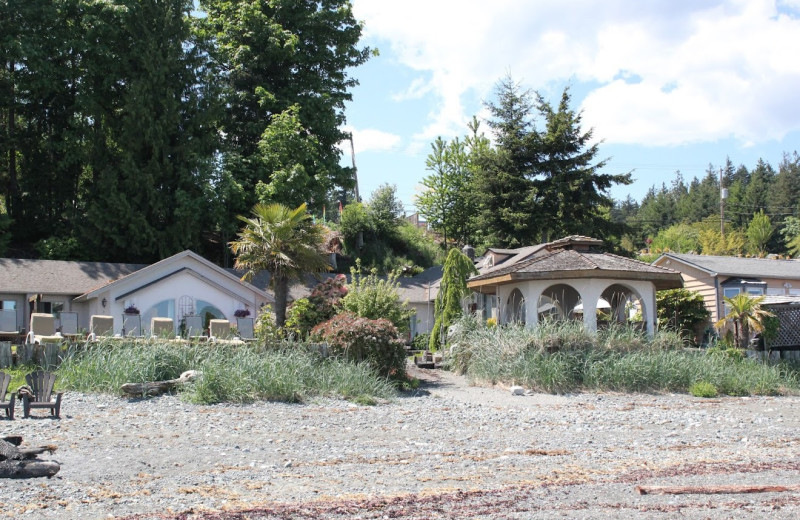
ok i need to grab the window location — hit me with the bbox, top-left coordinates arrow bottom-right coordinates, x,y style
723,287 -> 740,299
0,300 -> 16,310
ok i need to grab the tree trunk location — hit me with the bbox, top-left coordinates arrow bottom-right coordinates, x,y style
274,274 -> 289,327
636,484 -> 800,495
120,370 -> 198,397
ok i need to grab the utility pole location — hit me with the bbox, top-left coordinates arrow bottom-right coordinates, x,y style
349,134 -> 360,203
720,167 -> 727,237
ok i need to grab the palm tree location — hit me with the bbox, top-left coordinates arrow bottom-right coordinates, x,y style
230,203 -> 330,327
715,293 -> 774,350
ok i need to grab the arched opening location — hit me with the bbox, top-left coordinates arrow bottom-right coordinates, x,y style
599,284 -> 646,330
537,284 -> 582,322
506,288 -> 526,325
196,300 -> 226,329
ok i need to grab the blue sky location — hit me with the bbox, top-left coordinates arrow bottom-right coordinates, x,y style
339,0 -> 800,214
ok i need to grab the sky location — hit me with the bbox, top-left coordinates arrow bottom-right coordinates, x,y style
339,0 -> 800,215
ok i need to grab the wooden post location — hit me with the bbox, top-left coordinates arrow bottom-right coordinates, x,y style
19,343 -> 34,364
40,343 -> 60,370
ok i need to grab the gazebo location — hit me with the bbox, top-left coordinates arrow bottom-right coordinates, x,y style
467,236 -> 683,335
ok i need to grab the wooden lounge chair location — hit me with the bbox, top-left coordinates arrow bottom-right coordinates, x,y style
208,319 -> 231,341
183,315 -> 206,340
236,317 -> 256,341
26,313 -> 63,345
59,311 -> 79,338
0,371 -> 15,419
122,313 -> 142,337
151,317 -> 174,338
22,371 -> 63,419
88,315 -> 114,340
0,309 -> 21,342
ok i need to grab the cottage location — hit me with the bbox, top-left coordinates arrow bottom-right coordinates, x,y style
0,250 -> 272,337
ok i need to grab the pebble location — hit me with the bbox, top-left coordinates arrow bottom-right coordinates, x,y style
2,372 -> 799,519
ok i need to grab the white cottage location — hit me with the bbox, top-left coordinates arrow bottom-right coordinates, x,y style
0,250 -> 272,337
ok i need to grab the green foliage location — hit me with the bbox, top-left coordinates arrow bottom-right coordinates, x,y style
311,312 -> 407,380
657,289 -> 710,344
445,316 -> 799,395
367,183 -> 404,237
230,203 -> 330,327
650,223 -> 700,253
715,293 -> 774,350
689,381 -> 718,398
254,306 -> 282,342
284,275 -> 348,338
746,210 -> 773,256
339,260 -> 413,331
57,339 -> 396,403
411,332 -> 431,351
34,236 -> 83,261
430,248 -> 479,350
339,202 -> 372,253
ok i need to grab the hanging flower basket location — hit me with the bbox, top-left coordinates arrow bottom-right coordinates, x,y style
234,309 -> 251,318
124,305 -> 140,315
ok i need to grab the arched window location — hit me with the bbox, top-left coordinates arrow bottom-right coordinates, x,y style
506,288 -> 526,325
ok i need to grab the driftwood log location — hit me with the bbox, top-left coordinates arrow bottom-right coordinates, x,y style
120,370 -> 199,397
0,436 -> 60,479
636,484 -> 800,495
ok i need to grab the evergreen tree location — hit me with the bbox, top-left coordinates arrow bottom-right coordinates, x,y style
81,0 -> 216,262
533,87 -> 631,242
472,76 -> 539,247
200,0 -> 371,248
430,248 -> 478,350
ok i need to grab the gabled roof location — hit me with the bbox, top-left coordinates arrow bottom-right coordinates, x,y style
655,253 -> 800,279
397,266 -> 444,303
0,257 -> 145,295
74,250 -> 272,302
469,249 -> 682,290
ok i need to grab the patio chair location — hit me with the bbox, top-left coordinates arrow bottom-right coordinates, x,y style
0,371 -> 15,419
150,317 -> 174,338
88,315 -> 114,341
59,311 -> 79,337
22,371 -> 62,419
122,313 -> 142,337
0,309 -> 20,341
236,317 -> 256,341
25,313 -> 63,344
208,319 -> 231,341
183,315 -> 206,340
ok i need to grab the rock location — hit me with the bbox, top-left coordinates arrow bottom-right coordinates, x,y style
510,386 -> 525,396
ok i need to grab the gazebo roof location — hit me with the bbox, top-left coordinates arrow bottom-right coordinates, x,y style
468,239 -> 682,292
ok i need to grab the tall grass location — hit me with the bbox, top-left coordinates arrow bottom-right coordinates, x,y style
57,338 -> 397,404
446,316 -> 800,396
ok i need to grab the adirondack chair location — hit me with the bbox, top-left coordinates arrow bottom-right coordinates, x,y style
236,317 -> 256,341
150,317 -> 174,338
88,315 -> 114,341
0,371 -> 15,419
183,315 -> 206,340
22,371 -> 63,419
208,319 -> 231,341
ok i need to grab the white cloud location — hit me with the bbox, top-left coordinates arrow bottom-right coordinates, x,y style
339,126 -> 402,155
353,0 -> 800,147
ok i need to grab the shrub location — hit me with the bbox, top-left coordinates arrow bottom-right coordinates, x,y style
311,312 -> 407,380
339,259 -> 413,332
254,305 -> 282,342
286,275 -> 348,338
411,332 -> 430,351
689,381 -> 718,398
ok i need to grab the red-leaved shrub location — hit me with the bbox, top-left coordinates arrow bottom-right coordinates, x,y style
311,311 -> 406,380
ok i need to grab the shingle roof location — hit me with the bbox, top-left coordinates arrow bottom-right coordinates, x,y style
396,266 -> 443,303
0,258 -> 146,295
469,249 -> 682,289
658,253 -> 800,279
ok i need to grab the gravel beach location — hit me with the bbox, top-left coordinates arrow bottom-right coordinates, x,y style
2,367 -> 799,519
